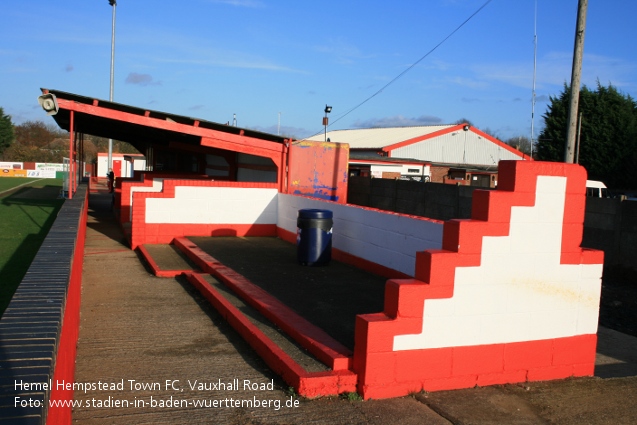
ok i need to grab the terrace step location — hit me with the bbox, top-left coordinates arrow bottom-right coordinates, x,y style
138,243 -> 200,277
173,237 -> 358,398
185,273 -> 356,398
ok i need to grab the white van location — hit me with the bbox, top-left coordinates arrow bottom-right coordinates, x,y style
586,180 -> 609,198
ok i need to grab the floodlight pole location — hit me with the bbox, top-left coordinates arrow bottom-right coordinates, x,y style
323,105 -> 332,142
565,0 -> 587,163
108,0 -> 117,171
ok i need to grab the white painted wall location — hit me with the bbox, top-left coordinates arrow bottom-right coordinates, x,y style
98,155 -> 146,178
129,178 -> 165,221
145,187 -> 278,224
278,194 -> 443,276
393,176 -> 603,350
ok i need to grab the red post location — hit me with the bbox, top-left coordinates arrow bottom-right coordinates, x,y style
68,111 -> 74,199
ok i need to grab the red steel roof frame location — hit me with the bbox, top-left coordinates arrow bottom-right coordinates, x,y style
41,88 -> 291,189
381,123 -> 532,160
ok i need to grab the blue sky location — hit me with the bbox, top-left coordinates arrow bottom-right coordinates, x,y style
2,0 -> 636,141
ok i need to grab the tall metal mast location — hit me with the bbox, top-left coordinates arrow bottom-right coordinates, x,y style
530,0 -> 537,159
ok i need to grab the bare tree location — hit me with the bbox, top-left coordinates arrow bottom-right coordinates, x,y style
454,118 -> 475,127
505,135 -> 533,156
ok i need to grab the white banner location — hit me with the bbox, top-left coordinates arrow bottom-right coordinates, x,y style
36,163 -> 65,171
26,170 -> 57,178
0,162 -> 22,170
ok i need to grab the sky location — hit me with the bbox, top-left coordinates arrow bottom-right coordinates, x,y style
2,0 -> 637,142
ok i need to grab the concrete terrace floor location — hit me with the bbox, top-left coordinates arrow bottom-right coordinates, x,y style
72,188 -> 637,424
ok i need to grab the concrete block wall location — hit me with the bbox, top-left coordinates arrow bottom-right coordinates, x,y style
351,175 -> 636,273
0,185 -> 88,425
130,180 -> 278,249
395,180 -> 426,216
125,173 -> 444,277
352,161 -> 604,399
618,201 -> 637,266
348,177 -> 484,221
369,178 -> 398,212
582,197 -> 637,270
117,173 -> 211,224
277,194 -> 444,278
121,160 -> 605,399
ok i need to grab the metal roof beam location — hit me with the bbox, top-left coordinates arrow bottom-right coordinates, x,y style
54,99 -> 284,156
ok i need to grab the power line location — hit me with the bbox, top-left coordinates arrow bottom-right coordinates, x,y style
303,0 -> 494,140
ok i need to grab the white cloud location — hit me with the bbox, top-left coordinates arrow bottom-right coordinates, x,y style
315,37 -> 374,65
484,51 -> 637,92
128,29 -> 305,74
443,76 -> 490,90
352,115 -> 443,128
125,73 -> 161,86
250,124 -> 311,139
206,0 -> 265,7
156,55 -> 303,73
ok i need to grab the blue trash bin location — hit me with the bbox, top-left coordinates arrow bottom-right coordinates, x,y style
296,209 -> 333,266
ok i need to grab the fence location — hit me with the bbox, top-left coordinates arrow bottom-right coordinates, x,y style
348,176 -> 484,221
583,197 -> 637,270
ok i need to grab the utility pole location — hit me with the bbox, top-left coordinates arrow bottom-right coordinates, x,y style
564,0 -> 588,163
575,111 -> 583,164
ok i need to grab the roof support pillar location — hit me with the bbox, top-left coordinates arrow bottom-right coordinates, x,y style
68,110 -> 75,199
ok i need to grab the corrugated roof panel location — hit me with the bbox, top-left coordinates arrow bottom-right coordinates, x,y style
393,132 -> 523,166
306,125 -> 454,149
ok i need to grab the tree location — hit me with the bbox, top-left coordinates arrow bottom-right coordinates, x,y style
89,136 -> 140,157
504,136 -> 533,156
2,119 -> 141,163
454,118 -> 475,127
481,127 -> 501,140
13,120 -> 67,148
0,107 -> 14,157
537,82 -> 637,189
4,120 -> 69,162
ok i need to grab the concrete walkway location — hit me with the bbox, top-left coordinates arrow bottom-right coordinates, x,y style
73,189 -> 637,424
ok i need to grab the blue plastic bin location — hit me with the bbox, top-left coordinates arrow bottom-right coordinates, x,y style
296,209 -> 333,266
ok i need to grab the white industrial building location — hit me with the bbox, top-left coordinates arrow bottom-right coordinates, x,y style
307,123 -> 529,167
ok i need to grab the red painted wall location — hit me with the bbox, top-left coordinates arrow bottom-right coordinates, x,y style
129,180 -> 278,249
46,192 -> 88,424
287,141 -> 349,203
353,161 -> 604,399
